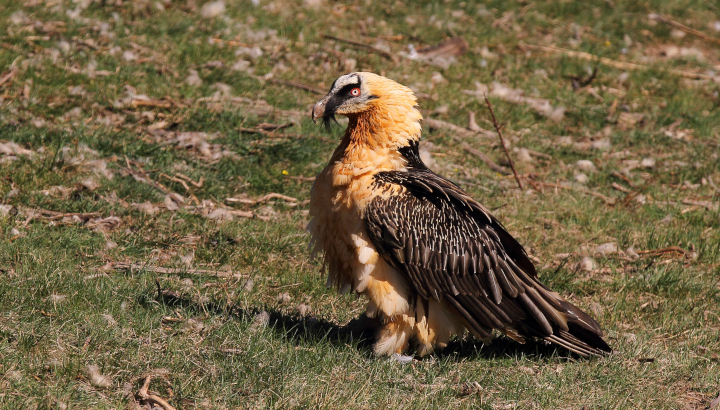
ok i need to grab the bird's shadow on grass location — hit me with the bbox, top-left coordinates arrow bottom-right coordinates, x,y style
143,284 -> 583,362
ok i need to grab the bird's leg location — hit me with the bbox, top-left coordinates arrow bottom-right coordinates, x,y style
374,316 -> 413,355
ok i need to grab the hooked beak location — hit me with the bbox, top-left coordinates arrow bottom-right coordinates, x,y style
311,96 -> 328,124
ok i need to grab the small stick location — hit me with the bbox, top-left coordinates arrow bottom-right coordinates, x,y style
160,174 -> 200,204
121,158 -> 195,205
484,94 -> 523,190
681,198 -> 718,211
289,176 -> 316,182
635,246 -> 688,257
520,44 -> 712,80
112,262 -> 248,278
131,98 -> 173,109
424,117 -> 495,138
225,98 -> 305,118
648,14 -> 720,46
538,182 -> 615,205
523,149 -> 552,160
610,182 -> 632,193
174,173 -> 204,188
226,193 -> 298,206
137,375 -> 176,410
160,173 -> 190,192
238,127 -> 300,139
461,143 -> 510,175
209,38 -> 249,47
17,207 -> 102,227
611,171 -> 635,187
0,66 -> 18,87
267,78 -> 326,95
621,179 -> 653,206
270,282 -> 303,289
321,34 -> 397,62
18,207 -> 101,220
257,122 -> 295,132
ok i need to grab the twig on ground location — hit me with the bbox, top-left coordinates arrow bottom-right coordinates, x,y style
611,182 -> 633,193
523,177 -> 545,192
270,282 -> 303,289
648,14 -> 720,46
612,171 -> 636,187
189,201 -> 271,221
636,246 -> 690,258
120,157 -> 173,196
538,182 -> 615,205
131,98 -> 173,109
161,173 -> 190,191
520,44 -> 712,80
484,94 -> 523,190
18,207 -> 101,227
620,179 -> 653,206
416,37 -> 469,59
289,176 -> 316,182
321,34 -> 397,62
209,38 -> 248,47
239,127 -> 301,139
457,179 -> 493,191
681,198 -> 719,211
524,149 -> 553,160
425,118 -> 493,138
257,122 -> 295,132
644,199 -> 682,209
239,122 -> 300,139
160,174 -> 200,204
19,208 -> 101,221
193,97 -> 305,119
0,66 -> 18,87
461,143 -> 510,175
174,173 -> 204,188
268,78 -> 326,95
136,375 -> 176,410
112,262 -> 248,279
226,193 -> 298,206
226,98 -> 305,118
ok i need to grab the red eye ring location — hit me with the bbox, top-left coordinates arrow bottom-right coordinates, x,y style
350,87 -> 361,96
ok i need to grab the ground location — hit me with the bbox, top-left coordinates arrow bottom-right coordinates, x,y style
0,0 -> 719,408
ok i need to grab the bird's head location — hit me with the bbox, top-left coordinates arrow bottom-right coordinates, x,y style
311,72 -> 419,130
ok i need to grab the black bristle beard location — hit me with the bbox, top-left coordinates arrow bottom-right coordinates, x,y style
321,114 -> 340,131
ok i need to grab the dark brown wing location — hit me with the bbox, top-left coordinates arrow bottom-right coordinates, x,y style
365,169 -> 611,356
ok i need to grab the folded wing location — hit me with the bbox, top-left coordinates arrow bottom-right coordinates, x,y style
365,169 -> 611,356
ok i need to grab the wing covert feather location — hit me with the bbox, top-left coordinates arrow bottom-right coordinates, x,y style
364,168 -> 611,356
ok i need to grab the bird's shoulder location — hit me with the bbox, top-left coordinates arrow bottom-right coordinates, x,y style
366,166 -> 538,280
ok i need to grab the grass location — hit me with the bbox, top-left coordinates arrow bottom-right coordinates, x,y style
1,0 -> 720,408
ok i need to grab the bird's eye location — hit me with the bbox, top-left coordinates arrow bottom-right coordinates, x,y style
350,87 -> 361,96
